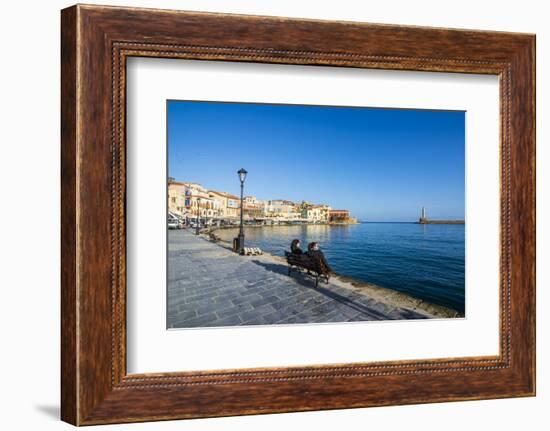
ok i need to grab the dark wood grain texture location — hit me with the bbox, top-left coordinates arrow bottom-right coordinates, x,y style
60,5 -> 78,425
60,4 -> 535,425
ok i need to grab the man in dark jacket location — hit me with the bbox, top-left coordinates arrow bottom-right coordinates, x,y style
306,242 -> 332,273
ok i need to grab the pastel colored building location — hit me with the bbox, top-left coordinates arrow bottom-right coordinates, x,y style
168,179 -> 354,223
243,196 -> 265,219
167,181 -> 188,215
264,199 -> 300,220
301,203 -> 332,222
208,190 -> 240,219
183,182 -> 219,218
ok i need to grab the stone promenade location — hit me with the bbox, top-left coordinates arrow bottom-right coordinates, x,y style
168,229 -> 430,329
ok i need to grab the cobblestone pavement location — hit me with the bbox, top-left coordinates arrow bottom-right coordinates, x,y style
168,229 -> 429,328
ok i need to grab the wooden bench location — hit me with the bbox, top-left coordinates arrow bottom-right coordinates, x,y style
285,251 -> 331,287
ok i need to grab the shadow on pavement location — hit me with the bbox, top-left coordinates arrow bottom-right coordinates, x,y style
251,260 -> 392,320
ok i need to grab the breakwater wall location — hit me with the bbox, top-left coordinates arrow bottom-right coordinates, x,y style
418,218 -> 465,225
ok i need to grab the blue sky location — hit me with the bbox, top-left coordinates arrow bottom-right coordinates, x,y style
167,100 -> 465,222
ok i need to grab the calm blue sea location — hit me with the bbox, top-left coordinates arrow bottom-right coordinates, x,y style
216,223 -> 465,313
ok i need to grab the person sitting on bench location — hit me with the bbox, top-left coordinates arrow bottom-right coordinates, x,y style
290,239 -> 303,255
306,242 -> 333,273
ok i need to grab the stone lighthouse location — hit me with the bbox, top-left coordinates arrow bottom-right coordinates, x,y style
419,207 -> 427,224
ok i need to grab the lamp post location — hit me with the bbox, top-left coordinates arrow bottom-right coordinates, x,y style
237,168 -> 247,254
195,197 -> 201,235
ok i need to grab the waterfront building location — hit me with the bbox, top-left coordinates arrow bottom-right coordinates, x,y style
243,196 -> 265,219
299,202 -> 332,223
288,205 -> 302,220
207,190 -> 228,217
265,199 -> 301,220
319,205 -> 332,222
299,201 -> 313,219
193,195 -> 220,218
226,194 -> 240,218
307,205 -> 323,222
208,190 -> 240,219
183,182 -> 219,218
329,209 -> 352,223
168,178 -> 353,224
167,181 -> 188,216
263,200 -> 279,218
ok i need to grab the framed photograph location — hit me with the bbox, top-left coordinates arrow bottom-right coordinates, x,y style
61,4 -> 535,425
164,100 -> 466,330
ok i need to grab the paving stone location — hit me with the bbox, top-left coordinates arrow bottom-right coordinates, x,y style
172,309 -> 197,322
215,302 -> 254,319
176,312 -> 218,327
230,293 -> 264,305
238,303 -> 277,323
248,295 -> 281,308
208,314 -> 243,327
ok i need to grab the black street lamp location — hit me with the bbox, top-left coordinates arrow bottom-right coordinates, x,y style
237,168 -> 247,254
195,197 -> 201,235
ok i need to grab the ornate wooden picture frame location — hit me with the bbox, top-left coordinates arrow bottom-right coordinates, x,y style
61,4 -> 535,425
